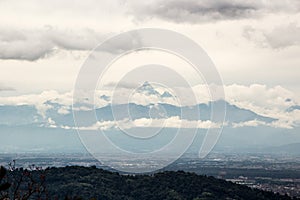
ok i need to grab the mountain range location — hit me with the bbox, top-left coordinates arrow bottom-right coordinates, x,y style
0,82 -> 299,155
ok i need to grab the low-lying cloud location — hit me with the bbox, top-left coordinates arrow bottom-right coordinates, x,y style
60,116 -> 223,131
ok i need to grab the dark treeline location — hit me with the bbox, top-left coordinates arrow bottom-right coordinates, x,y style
0,165 -> 296,200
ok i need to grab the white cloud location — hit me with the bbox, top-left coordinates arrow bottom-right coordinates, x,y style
57,106 -> 71,115
232,119 -> 267,128
244,23 -> 300,49
0,25 -> 146,61
46,117 -> 57,128
231,116 -> 299,129
62,116 -> 223,131
132,116 -> 223,129
75,120 -> 117,131
225,84 -> 297,116
0,90 -> 73,117
270,110 -> 300,129
0,27 -> 108,61
225,84 -> 300,128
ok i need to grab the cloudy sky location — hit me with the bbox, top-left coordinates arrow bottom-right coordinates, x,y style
0,0 -> 299,113
1,0 -> 300,160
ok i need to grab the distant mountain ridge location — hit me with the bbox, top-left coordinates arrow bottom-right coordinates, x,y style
0,81 -> 299,154
0,100 -> 275,127
0,81 -> 279,127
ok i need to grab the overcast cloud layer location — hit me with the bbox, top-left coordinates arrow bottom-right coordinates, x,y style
0,0 -> 299,61
0,0 -> 299,118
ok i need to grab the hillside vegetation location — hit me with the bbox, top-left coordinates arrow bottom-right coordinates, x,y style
1,165 -> 294,200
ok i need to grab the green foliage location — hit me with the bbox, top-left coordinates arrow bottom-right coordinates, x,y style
2,165 -> 295,200
40,166 -> 292,200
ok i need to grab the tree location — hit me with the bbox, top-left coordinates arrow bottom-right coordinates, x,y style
0,166 -> 11,200
1,161 -> 48,200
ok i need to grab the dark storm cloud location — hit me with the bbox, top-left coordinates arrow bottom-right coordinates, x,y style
127,0 -> 300,23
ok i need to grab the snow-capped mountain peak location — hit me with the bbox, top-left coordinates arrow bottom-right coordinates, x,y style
136,81 -> 161,96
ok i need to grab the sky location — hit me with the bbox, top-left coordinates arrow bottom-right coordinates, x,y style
0,0 -> 299,115
0,0 -> 300,163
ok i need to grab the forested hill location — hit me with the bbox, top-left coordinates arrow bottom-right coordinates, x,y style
41,166 -> 291,200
